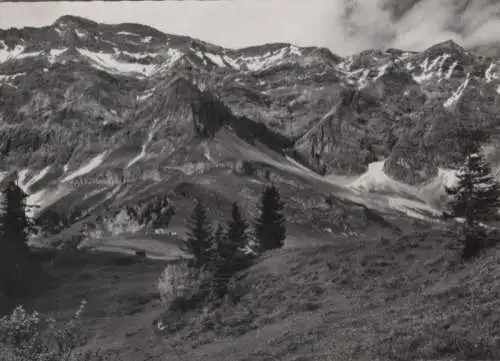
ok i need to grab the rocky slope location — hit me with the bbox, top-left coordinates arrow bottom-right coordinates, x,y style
1,15 -> 498,250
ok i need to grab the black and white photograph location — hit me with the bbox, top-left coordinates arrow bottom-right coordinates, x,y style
1,0 -> 500,360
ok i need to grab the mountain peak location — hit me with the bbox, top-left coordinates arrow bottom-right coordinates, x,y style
425,39 -> 464,53
52,15 -> 98,30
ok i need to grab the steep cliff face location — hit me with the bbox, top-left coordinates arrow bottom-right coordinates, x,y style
1,15 -> 500,243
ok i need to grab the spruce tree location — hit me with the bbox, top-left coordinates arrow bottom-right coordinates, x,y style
227,202 -> 248,253
444,152 -> 500,258
0,180 -> 32,253
0,180 -> 33,295
185,198 -> 213,268
210,223 -> 229,297
445,152 -> 500,226
208,223 -> 224,272
255,184 -> 286,252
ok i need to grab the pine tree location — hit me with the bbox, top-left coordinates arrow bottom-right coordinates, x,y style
185,198 -> 213,268
0,180 -> 32,253
0,180 -> 34,295
445,152 -> 500,226
255,184 -> 286,252
210,223 -> 235,298
209,223 -> 225,272
227,202 -> 248,252
444,152 -> 500,258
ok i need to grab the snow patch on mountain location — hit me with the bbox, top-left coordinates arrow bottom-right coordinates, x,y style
356,69 -> 371,88
373,63 -> 389,82
78,48 -> 157,76
222,55 -> 240,70
289,45 -> 302,56
421,168 -> 459,203
336,57 -> 353,72
26,186 -> 72,218
413,54 -> 452,83
202,143 -> 215,163
237,46 -> 291,71
137,89 -> 155,101
47,48 -> 67,64
0,72 -> 25,82
444,73 -> 470,107
0,43 -> 25,63
204,52 -> 227,67
17,169 -> 30,192
62,152 -> 107,182
157,47 -> 184,71
0,44 -> 42,63
127,118 -> 160,168
118,50 -> 154,60
485,63 -> 498,82
348,161 -> 411,194
347,161 -> 444,218
75,29 -> 87,39
445,61 -> 458,79
117,31 -> 138,37
25,165 -> 51,190
201,51 -> 241,70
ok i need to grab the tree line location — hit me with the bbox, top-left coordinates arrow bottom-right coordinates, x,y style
183,183 -> 286,297
1,138 -> 500,298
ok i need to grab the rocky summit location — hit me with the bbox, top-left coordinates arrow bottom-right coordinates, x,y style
0,15 -> 498,253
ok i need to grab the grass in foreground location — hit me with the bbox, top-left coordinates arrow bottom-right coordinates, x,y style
3,228 -> 500,361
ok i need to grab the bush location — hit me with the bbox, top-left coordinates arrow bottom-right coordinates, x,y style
0,300 -> 88,361
157,261 -> 211,307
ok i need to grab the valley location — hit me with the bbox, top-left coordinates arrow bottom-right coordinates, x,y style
1,14 -> 500,361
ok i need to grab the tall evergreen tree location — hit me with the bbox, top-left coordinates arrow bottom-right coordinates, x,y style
255,184 -> 286,252
444,152 -> 500,258
185,198 -> 213,268
210,221 -> 244,298
444,152 -> 500,227
209,223 -> 228,296
0,180 -> 32,254
227,202 -> 248,252
0,180 -> 34,295
208,223 -> 224,271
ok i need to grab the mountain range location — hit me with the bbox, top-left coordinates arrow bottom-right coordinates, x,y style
1,15 -> 498,256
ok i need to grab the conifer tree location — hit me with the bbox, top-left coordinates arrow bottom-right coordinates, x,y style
208,223 -> 225,272
185,198 -> 213,268
444,151 -> 500,258
210,220 -> 249,298
227,202 -> 248,253
0,180 -> 32,254
0,180 -> 34,295
445,152 -> 500,227
209,223 -> 229,297
255,184 -> 286,252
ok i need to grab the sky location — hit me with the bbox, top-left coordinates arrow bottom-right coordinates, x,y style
1,0 -> 500,56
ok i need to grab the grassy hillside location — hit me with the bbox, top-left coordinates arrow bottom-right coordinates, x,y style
2,226 -> 500,361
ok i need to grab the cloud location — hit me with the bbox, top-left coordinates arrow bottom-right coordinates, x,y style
342,0 -> 500,52
2,0 -> 500,56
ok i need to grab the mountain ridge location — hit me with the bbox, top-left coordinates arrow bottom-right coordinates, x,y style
0,15 -> 498,253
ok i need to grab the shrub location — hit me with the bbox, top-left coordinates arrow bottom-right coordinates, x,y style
0,300 -> 87,361
88,209 -> 143,238
157,261 -> 210,307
